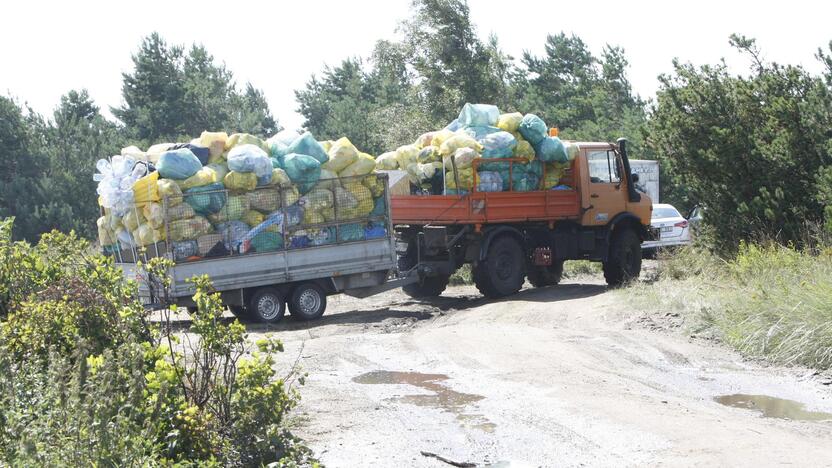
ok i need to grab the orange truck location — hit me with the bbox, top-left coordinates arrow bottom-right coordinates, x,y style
391,138 -> 656,298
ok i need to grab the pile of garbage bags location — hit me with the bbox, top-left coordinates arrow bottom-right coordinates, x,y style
96,130 -> 388,261
376,103 -> 578,194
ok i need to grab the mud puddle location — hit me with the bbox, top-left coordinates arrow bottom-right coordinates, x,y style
715,394 -> 832,421
354,371 -> 494,431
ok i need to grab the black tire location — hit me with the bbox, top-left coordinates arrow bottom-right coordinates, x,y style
473,235 -> 525,298
403,275 -> 450,298
603,229 -> 642,287
527,260 -> 564,288
288,283 -> 327,321
186,306 -> 198,314
248,288 -> 286,324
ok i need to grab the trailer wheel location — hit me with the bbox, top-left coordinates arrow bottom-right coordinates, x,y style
528,260 -> 564,288
249,288 -> 286,324
403,275 -> 449,298
288,283 -> 327,321
603,229 -> 642,287
474,235 -> 525,298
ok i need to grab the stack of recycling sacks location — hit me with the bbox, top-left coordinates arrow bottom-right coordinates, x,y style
375,103 -> 578,194
96,130 -> 387,261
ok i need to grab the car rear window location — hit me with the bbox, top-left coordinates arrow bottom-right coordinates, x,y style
652,206 -> 680,219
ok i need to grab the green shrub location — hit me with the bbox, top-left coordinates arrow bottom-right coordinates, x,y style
0,218 -> 318,466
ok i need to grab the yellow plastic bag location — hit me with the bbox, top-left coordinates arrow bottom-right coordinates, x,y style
514,140 -> 535,160
444,147 -> 479,170
341,182 -> 373,219
225,133 -> 270,154
123,209 -> 146,233
158,179 -> 183,206
395,145 -> 420,170
178,166 -> 217,191
375,151 -> 398,170
208,194 -> 250,223
439,133 -> 483,156
445,167 -> 474,190
414,131 -> 436,149
340,153 -> 376,178
242,210 -> 264,227
430,129 -> 455,148
565,142 -> 579,161
133,171 -> 160,205
96,216 -> 117,246
303,209 -> 326,225
363,175 -> 384,198
224,171 -> 258,192
247,189 -> 280,213
104,213 -> 122,232
167,203 -> 196,221
317,168 -> 341,189
301,188 -> 334,212
199,131 -> 228,162
334,186 -> 358,211
497,112 -> 523,132
169,216 -> 212,242
544,163 -> 566,188
282,186 -> 300,206
323,137 -> 359,173
143,202 -> 164,229
133,223 -> 165,247
269,168 -> 291,187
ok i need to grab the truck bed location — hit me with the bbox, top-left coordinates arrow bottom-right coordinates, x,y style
121,236 -> 396,301
391,189 -> 581,225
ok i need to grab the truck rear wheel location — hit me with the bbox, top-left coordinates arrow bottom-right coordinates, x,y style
403,275 -> 449,298
249,288 -> 286,324
603,229 -> 642,287
528,260 -> 564,288
474,235 -> 525,298
288,283 -> 327,321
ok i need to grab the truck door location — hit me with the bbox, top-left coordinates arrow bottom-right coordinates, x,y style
581,149 -> 626,226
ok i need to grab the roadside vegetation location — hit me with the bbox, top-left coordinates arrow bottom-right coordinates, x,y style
0,218 -> 317,466
623,236 -> 832,371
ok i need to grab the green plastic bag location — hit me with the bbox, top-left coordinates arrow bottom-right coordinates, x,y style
287,131 -> 328,164
518,114 -> 548,146
185,183 -> 227,216
251,231 -> 284,252
157,148 -> 202,180
535,136 -> 568,163
283,153 -> 322,195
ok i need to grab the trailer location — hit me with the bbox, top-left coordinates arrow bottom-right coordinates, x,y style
114,173 -> 406,323
391,138 -> 657,298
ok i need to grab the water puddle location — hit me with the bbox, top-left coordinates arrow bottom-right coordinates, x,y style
354,370 -> 494,431
715,394 -> 832,421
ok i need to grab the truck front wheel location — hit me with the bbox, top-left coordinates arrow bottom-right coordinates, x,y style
527,260 -> 564,288
474,235 -> 525,298
249,288 -> 286,324
403,275 -> 449,298
603,229 -> 642,287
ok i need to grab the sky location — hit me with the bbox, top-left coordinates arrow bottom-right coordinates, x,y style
1,0 -> 831,132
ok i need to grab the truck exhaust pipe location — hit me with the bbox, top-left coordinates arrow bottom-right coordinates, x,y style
617,138 -> 641,203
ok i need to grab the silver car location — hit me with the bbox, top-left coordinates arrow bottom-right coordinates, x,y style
642,203 -> 691,254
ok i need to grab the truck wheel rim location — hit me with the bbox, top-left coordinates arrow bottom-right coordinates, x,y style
298,289 -> 320,315
495,252 -> 513,280
257,295 -> 279,320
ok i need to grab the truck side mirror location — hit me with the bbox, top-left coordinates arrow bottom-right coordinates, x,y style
631,173 -> 639,184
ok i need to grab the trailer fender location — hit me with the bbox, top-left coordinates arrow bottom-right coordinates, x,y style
479,226 -> 525,261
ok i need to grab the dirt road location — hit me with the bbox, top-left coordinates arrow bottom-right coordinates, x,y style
258,276 -> 832,467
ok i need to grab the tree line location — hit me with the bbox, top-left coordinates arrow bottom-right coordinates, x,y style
1,0 -> 831,250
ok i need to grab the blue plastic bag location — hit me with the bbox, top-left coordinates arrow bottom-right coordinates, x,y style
158,148 -> 202,180
185,183 -> 227,215
462,125 -> 501,140
480,131 -> 517,158
477,171 -> 503,192
518,114 -> 548,146
283,153 -> 321,195
227,144 -> 272,177
339,223 -> 365,242
216,220 -> 249,253
170,143 -> 210,166
535,136 -> 568,163
270,140 -> 289,159
458,103 -> 500,127
287,131 -> 328,164
364,222 -> 387,239
444,118 -> 463,131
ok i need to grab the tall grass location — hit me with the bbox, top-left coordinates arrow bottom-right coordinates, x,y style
624,243 -> 832,370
